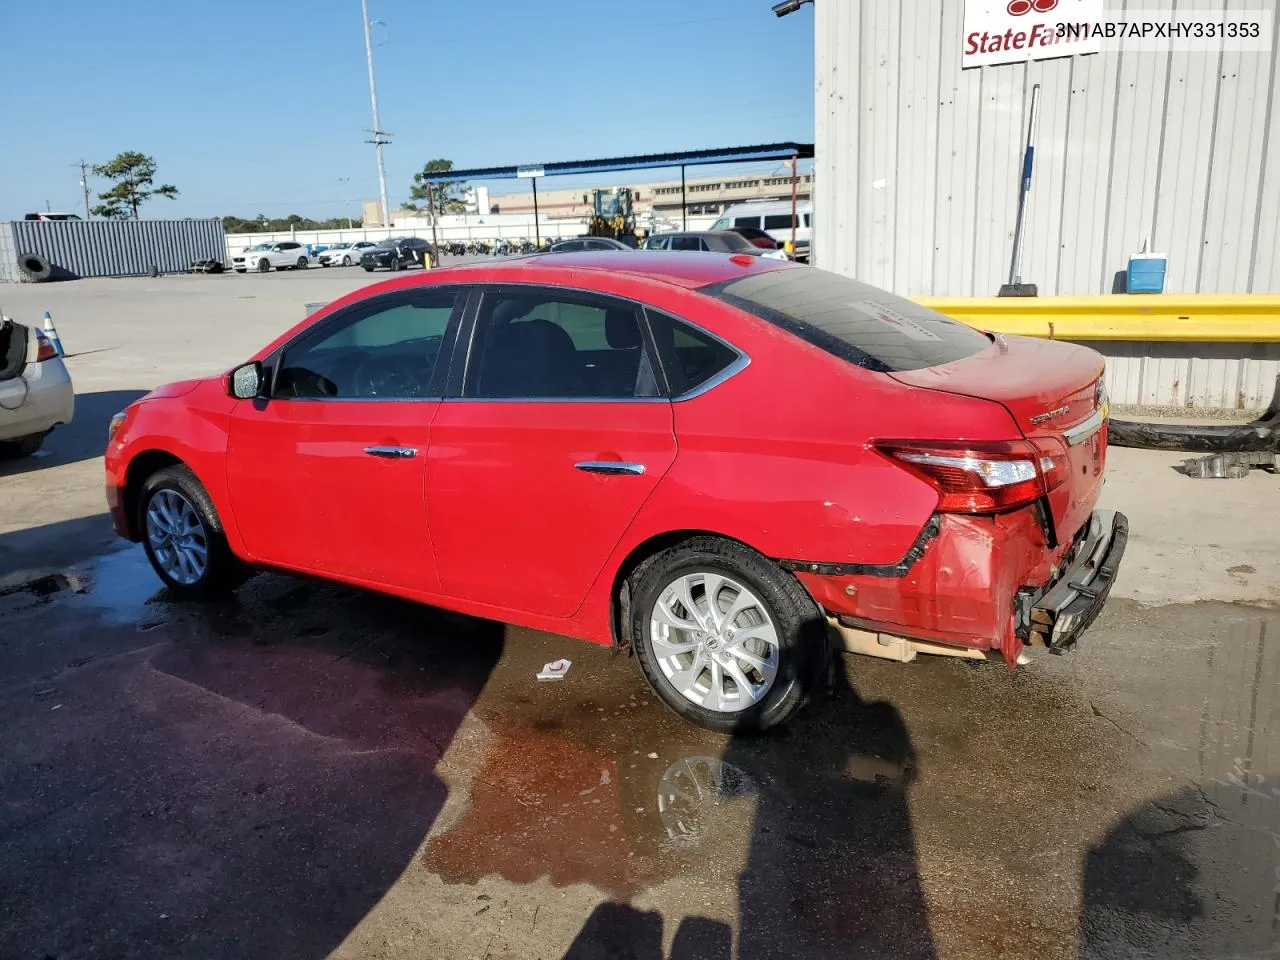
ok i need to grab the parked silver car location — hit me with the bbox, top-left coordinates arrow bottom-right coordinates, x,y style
0,317 -> 74,457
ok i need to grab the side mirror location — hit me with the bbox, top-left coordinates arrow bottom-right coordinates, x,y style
229,361 -> 264,399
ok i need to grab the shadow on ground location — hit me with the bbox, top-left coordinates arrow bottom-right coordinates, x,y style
0,553 -> 505,958
0,388 -> 146,477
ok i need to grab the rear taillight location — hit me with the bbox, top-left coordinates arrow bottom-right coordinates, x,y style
1030,436 -> 1070,493
874,439 -> 1054,514
34,330 -> 57,362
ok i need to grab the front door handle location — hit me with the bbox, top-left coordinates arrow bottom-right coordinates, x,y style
365,446 -> 417,459
575,460 -> 646,476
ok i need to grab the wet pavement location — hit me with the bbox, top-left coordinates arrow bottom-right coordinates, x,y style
1,543 -> 1277,959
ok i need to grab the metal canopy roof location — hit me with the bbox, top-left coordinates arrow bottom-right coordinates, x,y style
416,142 -> 815,182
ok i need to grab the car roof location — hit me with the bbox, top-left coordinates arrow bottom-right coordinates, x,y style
653,230 -> 741,239
402,250 -> 794,289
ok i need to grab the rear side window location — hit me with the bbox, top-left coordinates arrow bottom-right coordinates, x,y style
646,309 -> 740,396
704,268 -> 989,373
763,214 -> 796,231
733,216 -> 761,228
670,236 -> 703,251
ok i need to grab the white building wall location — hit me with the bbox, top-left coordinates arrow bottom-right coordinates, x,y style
814,0 -> 1280,296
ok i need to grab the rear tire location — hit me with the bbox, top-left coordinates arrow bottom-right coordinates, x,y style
296,256 -> 308,270
0,432 -> 46,458
138,465 -> 247,600
628,537 -> 826,733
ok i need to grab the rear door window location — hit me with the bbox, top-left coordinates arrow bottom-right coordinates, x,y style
466,289 -> 660,399
733,216 -> 761,229
704,268 -> 989,373
670,236 -> 702,251
763,214 -> 797,231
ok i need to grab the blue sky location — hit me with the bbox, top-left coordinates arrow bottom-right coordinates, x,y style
0,0 -> 813,221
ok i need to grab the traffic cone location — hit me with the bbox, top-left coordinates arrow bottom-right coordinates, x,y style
42,311 -> 64,357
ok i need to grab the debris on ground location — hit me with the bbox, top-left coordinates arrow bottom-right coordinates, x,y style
537,659 -> 572,681
1179,452 -> 1277,479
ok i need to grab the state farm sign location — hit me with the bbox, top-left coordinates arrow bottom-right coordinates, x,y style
963,0 -> 1102,68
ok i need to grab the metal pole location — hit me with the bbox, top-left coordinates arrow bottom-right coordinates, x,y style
532,178 -> 540,244
680,165 -> 687,229
427,182 -> 440,264
339,177 -> 352,228
361,0 -> 391,228
789,154 -> 798,256
1007,83 -> 1041,287
76,160 -> 91,219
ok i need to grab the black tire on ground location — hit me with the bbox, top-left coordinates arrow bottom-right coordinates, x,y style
390,257 -> 403,272
138,464 -> 248,600
628,536 -> 827,733
16,253 -> 52,283
363,265 -> 375,272
341,255 -> 352,267
0,432 -> 46,458
296,257 -> 308,270
257,258 -> 270,273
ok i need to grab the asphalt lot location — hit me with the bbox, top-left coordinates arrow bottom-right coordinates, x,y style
1,269 -> 1278,959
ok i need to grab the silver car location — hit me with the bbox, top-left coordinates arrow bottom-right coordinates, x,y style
0,317 -> 74,457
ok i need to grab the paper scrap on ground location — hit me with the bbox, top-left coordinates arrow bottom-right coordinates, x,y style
537,659 -> 572,681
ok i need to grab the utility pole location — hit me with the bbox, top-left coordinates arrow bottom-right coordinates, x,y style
360,0 -> 391,228
73,160 -> 92,218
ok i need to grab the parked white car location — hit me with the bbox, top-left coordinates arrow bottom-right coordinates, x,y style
0,317 -> 74,458
317,241 -> 378,267
231,241 -> 311,273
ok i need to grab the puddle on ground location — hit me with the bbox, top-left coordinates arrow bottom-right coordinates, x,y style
65,545 -> 168,625
5,542 -> 1279,957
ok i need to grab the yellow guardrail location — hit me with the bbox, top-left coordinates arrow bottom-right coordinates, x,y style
914,294 -> 1280,341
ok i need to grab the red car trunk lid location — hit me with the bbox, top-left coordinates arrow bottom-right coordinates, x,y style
889,334 -> 1107,543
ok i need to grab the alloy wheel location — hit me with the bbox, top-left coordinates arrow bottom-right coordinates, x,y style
145,489 -> 209,585
649,572 -> 780,713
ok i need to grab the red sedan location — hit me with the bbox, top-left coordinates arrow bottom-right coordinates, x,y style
105,252 -> 1126,731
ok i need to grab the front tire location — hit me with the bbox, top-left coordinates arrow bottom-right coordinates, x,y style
629,537 -> 825,733
390,257 -> 403,272
341,255 -> 352,266
257,258 -> 270,273
362,265 -> 375,272
139,465 -> 247,600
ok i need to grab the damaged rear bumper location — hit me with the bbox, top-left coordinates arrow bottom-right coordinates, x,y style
1029,510 -> 1128,653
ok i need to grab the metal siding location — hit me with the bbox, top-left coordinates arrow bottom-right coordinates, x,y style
816,0 -> 1280,295
0,223 -> 17,284
1099,342 -> 1280,409
1,219 -> 226,281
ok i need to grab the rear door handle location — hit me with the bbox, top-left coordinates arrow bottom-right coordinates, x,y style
574,460 -> 646,476
365,446 -> 417,459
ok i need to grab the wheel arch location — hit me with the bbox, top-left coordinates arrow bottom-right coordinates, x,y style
607,528 -> 786,650
122,449 -> 185,538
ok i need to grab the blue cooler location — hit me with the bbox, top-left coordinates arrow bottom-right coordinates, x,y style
1127,249 -> 1166,293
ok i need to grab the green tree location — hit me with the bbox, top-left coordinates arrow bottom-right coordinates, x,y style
90,152 -> 178,219
406,159 -> 467,215
221,214 -> 362,234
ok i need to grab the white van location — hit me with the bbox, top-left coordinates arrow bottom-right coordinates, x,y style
711,200 -> 812,261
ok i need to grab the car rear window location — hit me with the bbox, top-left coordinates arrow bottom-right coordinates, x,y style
704,268 -> 990,373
